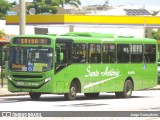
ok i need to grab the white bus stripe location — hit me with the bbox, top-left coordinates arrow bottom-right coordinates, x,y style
84,75 -> 121,89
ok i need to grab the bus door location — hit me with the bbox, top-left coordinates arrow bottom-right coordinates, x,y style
55,38 -> 73,92
55,38 -> 73,73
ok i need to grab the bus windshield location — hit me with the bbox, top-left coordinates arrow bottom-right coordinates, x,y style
9,46 -> 53,72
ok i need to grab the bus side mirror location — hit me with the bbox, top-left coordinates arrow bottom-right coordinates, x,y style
60,52 -> 64,61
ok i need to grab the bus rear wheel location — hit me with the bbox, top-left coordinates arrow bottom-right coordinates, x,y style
84,93 -> 99,98
29,92 -> 41,100
115,80 -> 133,98
64,82 -> 77,101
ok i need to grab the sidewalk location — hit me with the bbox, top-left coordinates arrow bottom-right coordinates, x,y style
0,84 -> 160,97
0,84 -> 28,97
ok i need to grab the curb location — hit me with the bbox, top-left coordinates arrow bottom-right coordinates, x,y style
0,93 -> 28,97
0,86 -> 28,97
148,87 -> 160,90
148,84 -> 160,90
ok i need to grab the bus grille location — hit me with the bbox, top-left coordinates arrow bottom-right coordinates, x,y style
13,75 -> 43,78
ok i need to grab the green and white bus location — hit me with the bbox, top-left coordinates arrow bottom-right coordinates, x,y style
8,32 -> 158,100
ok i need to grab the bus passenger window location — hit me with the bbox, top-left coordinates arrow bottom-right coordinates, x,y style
117,44 -> 130,63
88,44 -> 101,63
72,43 -> 86,63
102,44 -> 116,63
144,44 -> 156,63
130,44 -> 143,63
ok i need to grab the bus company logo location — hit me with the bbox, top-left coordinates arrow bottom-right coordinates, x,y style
84,66 -> 121,89
2,112 -> 11,117
85,66 -> 120,77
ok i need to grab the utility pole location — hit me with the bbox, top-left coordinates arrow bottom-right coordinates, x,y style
19,0 -> 26,35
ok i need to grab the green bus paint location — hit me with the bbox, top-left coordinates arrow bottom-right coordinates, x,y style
8,32 -> 158,100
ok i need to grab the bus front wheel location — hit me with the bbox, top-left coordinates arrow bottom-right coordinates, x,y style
115,80 -> 133,98
64,82 -> 77,101
29,92 -> 41,100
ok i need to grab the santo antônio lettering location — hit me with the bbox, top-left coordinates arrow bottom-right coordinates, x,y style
85,66 -> 120,77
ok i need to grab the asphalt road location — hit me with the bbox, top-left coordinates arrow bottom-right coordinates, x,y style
0,89 -> 160,112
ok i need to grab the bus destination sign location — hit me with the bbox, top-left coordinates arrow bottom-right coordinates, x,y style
13,38 -> 51,45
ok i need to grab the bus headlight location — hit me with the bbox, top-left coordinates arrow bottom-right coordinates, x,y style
45,77 -> 52,83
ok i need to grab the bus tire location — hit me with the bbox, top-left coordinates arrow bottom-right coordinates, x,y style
29,92 -> 41,100
115,80 -> 133,98
64,82 -> 77,101
84,93 -> 99,98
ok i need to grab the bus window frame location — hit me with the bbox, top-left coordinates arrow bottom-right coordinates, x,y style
72,43 -> 87,64
102,43 -> 116,63
117,44 -> 130,63
88,43 -> 101,63
144,44 -> 156,63
130,44 -> 143,63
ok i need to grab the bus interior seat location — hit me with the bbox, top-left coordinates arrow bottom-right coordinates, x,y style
72,54 -> 83,63
91,53 -> 101,63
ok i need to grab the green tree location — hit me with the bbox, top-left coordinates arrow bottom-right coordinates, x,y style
152,29 -> 160,40
0,0 -> 12,19
0,30 -> 6,38
151,11 -> 159,16
11,1 -> 17,6
27,0 -> 59,14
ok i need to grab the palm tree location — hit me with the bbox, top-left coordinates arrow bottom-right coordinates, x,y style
60,0 -> 81,9
69,0 -> 81,10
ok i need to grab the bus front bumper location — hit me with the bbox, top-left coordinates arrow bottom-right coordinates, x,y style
8,79 -> 69,94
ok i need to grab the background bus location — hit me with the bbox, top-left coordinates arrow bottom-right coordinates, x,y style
0,40 -> 9,87
8,32 -> 158,100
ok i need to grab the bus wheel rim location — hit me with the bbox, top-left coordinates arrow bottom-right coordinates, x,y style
71,87 -> 76,97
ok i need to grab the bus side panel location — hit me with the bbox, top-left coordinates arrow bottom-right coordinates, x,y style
142,64 -> 157,89
55,64 -> 118,93
114,64 -> 129,92
115,64 -> 146,91
82,64 -> 116,93
128,64 -> 144,90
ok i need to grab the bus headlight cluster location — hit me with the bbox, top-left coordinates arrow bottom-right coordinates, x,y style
45,77 -> 52,83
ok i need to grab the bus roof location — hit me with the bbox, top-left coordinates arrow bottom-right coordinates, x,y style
61,32 -> 116,38
11,32 -> 157,44
58,32 -> 157,44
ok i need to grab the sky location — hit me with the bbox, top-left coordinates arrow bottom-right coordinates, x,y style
9,0 -> 160,6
